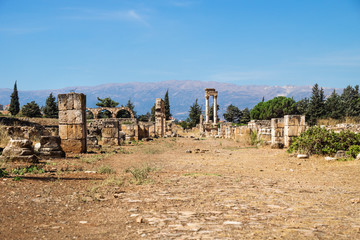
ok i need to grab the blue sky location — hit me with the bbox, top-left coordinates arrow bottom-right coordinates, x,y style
1,0 -> 360,90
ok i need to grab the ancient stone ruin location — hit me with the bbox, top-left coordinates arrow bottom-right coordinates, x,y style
102,120 -> 120,146
2,138 -> 38,163
205,88 -> 218,124
58,92 -> 87,153
38,136 -> 65,158
155,98 -> 166,137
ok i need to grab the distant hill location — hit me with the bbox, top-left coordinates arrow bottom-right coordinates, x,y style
0,80 -> 338,119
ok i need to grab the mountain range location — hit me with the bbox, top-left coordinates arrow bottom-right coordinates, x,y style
0,80 -> 338,119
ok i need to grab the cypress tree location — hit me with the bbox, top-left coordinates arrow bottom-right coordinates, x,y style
307,83 -> 326,125
43,93 -> 58,118
9,81 -> 20,116
164,89 -> 171,120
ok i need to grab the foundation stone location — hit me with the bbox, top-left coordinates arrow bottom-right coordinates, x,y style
2,138 -> 38,163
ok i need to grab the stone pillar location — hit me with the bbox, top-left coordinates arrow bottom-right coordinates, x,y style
199,114 -> 204,132
155,98 -> 165,137
205,96 -> 209,123
213,95 -> 217,124
58,93 -> 87,153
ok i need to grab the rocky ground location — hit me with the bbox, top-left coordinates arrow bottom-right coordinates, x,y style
1,137 -> 360,239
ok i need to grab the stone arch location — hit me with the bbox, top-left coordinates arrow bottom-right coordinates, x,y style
86,107 -> 135,119
114,107 -> 134,119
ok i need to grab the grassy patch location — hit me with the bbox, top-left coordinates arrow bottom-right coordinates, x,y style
125,165 -> 157,185
81,153 -> 113,164
98,165 -> 115,174
12,165 -> 44,175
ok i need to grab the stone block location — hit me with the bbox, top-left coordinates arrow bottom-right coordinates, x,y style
284,115 -> 301,126
58,94 -> 68,111
40,136 -> 62,149
73,93 -> 86,110
59,124 -> 68,139
61,139 -> 86,153
286,125 -> 299,136
102,137 -> 119,146
102,127 -> 118,138
2,139 -> 38,163
67,110 -> 85,124
67,124 -> 86,140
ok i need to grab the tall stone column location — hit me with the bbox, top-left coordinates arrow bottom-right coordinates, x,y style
58,93 -> 87,153
213,95 -> 218,124
205,96 -> 209,123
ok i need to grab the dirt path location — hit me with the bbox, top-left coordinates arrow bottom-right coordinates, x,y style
1,137 -> 360,239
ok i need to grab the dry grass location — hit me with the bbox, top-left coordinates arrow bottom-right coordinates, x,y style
317,117 -> 360,125
0,127 -> 10,148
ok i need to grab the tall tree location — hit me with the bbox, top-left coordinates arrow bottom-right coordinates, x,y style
43,93 -> 58,118
223,104 -> 242,123
307,83 -> 326,125
188,99 -> 202,128
296,97 -> 310,116
341,85 -> 360,117
164,89 -> 171,120
9,81 -> 20,116
324,90 -> 342,119
150,103 -> 155,122
240,108 -> 251,124
21,101 -> 42,118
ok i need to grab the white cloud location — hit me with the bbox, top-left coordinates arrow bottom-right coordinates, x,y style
62,8 -> 150,26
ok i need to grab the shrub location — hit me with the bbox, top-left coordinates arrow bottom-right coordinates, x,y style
98,165 -> 115,174
347,145 -> 360,158
288,126 -> 360,155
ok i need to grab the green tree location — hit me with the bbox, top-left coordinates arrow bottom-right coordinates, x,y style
296,97 -> 310,116
250,96 -> 297,120
164,89 -> 171,120
188,99 -> 202,128
96,97 -> 118,118
43,93 -> 58,118
340,85 -> 360,117
240,107 -> 251,124
150,104 -> 155,122
209,104 -> 220,123
96,97 -> 119,107
324,90 -> 342,119
21,101 -> 42,118
223,104 -> 242,123
138,112 -> 151,122
307,83 -> 326,125
9,81 -> 20,116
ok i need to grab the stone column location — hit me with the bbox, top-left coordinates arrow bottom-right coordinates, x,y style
155,98 -> 165,137
205,96 -> 209,123
58,93 -> 87,153
213,95 -> 218,124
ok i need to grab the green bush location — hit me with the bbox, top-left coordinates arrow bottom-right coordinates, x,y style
288,126 -> 360,155
347,145 -> 360,158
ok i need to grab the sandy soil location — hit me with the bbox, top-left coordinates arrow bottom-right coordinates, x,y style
1,137 -> 360,239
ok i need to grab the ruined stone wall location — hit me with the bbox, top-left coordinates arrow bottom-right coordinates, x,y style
271,118 -> 284,146
58,93 -> 87,153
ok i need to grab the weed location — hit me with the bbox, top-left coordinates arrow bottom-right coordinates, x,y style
125,165 -> 157,185
0,168 -> 8,177
98,165 -> 115,174
12,165 -> 45,175
13,176 -> 22,181
250,130 -> 260,146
